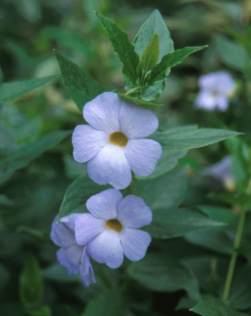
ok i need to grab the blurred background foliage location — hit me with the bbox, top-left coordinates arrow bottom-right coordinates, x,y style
1,0 -> 251,315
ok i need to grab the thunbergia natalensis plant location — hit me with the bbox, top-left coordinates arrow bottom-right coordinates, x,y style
50,10 -> 244,315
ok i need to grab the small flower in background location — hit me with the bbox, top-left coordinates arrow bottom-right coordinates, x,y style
195,71 -> 236,111
203,156 -> 235,191
75,188 -> 152,269
72,92 -> 162,189
50,214 -> 95,287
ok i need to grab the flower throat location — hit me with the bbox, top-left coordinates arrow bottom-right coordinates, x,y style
109,131 -> 128,147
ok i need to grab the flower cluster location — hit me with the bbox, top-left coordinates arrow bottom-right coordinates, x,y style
72,92 -> 162,189
195,71 -> 235,111
51,92 -> 162,286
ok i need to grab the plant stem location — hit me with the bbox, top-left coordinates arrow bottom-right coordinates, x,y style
222,207 -> 247,303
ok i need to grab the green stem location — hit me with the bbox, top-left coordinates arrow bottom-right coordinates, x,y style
222,207 -> 247,303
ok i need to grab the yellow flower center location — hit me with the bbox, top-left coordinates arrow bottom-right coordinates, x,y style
105,219 -> 123,232
109,131 -> 128,147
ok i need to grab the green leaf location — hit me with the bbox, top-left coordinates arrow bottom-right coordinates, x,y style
139,34 -> 159,73
56,53 -> 102,110
0,263 -> 9,291
215,36 -> 249,71
154,126 -> 240,150
119,93 -> 163,109
149,126 -> 240,177
0,76 -> 57,102
134,9 -> 174,59
148,208 -> 226,239
19,256 -> 43,309
199,205 -> 236,225
0,126 -> 16,154
229,265 -> 251,310
133,168 -> 187,211
0,303 -> 25,316
29,306 -> 51,316
149,46 -> 207,83
182,256 -> 224,303
16,0 -> 41,23
146,147 -> 187,179
226,137 -> 249,187
185,229 -> 233,255
140,79 -> 166,101
83,289 -> 126,316
136,169 -> 219,240
0,130 -> 69,185
128,253 -> 199,300
97,14 -> 139,83
43,264 -> 78,283
58,171 -> 106,217
17,226 -> 44,240
42,27 -> 89,54
0,194 -> 13,206
141,43 -> 200,97
191,295 -> 248,316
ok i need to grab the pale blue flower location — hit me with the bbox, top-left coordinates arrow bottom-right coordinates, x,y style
203,156 -> 235,191
72,92 -> 162,189
50,214 -> 95,287
74,189 -> 152,269
195,71 -> 235,111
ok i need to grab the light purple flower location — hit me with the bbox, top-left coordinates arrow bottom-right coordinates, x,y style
74,189 -> 152,269
195,71 -> 235,111
203,156 -> 235,191
50,214 -> 95,287
72,92 -> 162,189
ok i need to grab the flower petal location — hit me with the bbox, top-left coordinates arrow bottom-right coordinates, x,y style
50,220 -> 75,248
118,195 -> 152,228
86,188 -> 122,219
87,144 -> 132,189
83,92 -> 121,133
72,124 -> 107,163
60,213 -> 82,231
196,91 -> 213,108
88,230 -> 124,268
56,245 -> 82,274
199,73 -> 217,90
125,139 -> 162,176
204,156 -> 232,182
65,245 -> 82,265
195,91 -> 220,111
199,71 -> 235,94
119,102 -> 159,138
80,248 -> 96,286
215,96 -> 228,111
75,214 -> 104,246
120,229 -> 151,261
